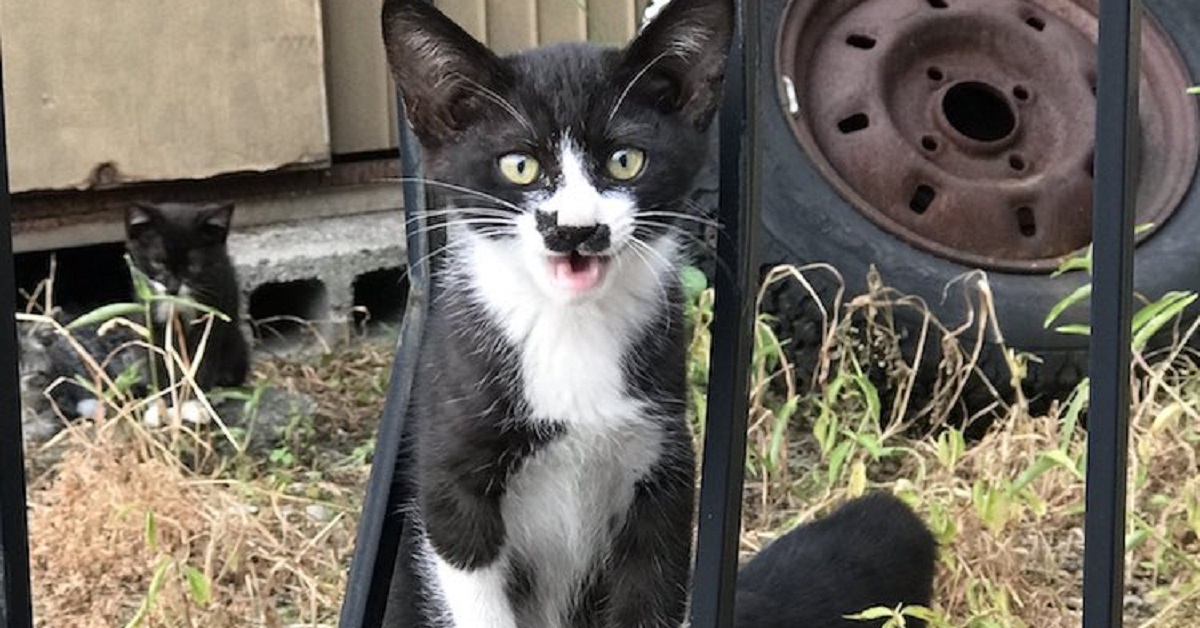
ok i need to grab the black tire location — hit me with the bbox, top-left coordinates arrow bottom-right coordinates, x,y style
728,0 -> 1200,415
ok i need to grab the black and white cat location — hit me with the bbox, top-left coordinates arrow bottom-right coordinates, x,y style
380,1 -> 936,627
124,201 -> 249,396
20,201 -> 249,428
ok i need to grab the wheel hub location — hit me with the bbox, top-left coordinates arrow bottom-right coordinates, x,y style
776,0 -> 1199,272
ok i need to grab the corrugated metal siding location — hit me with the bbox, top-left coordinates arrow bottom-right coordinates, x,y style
588,0 -> 639,46
487,0 -> 539,54
438,0 -> 489,43
539,0 -> 588,46
324,0 -> 393,154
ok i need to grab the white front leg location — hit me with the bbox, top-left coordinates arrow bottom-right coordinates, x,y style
434,555 -> 518,628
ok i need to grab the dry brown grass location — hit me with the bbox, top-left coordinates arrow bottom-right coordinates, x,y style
23,337 -> 387,627
26,411 -> 366,627
19,263 -> 1200,627
727,265 -> 1200,627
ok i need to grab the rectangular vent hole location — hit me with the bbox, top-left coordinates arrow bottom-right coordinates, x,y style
910,185 -> 937,214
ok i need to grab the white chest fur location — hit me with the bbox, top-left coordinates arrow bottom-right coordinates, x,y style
426,233 -> 680,627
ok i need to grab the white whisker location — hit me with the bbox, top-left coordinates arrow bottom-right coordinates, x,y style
387,177 -> 526,213
452,73 -> 536,135
607,50 -> 674,126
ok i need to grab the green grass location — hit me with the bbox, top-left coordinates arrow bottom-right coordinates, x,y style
20,260 -> 1200,626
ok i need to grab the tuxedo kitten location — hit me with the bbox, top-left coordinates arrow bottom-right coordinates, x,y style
23,202 -> 250,425
124,201 -> 249,395
381,0 -> 733,626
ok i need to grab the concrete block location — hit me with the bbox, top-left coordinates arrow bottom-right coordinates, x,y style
229,210 -> 407,350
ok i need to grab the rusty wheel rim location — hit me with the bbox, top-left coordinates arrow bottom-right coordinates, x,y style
775,0 -> 1199,273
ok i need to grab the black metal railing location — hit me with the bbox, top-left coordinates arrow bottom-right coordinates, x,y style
1,48 -> 36,628
1084,1 -> 1141,627
0,1 -> 1149,627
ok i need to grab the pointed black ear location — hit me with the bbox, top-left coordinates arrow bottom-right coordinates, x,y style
199,202 -> 234,242
381,0 -> 512,147
126,202 -> 158,239
619,0 -> 735,130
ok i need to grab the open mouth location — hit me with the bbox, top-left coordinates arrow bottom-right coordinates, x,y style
546,252 -> 610,295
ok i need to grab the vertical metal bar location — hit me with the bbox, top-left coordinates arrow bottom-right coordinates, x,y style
338,91 -> 430,628
688,0 -> 761,626
0,52 -> 36,628
1085,0 -> 1140,626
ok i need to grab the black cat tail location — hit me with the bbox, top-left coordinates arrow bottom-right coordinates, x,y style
734,492 -> 938,628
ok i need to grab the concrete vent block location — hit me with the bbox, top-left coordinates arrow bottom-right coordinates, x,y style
248,278 -> 331,352
229,209 -> 407,350
352,266 -> 408,335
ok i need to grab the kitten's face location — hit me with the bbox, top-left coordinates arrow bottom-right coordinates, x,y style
383,0 -> 733,302
124,202 -> 233,296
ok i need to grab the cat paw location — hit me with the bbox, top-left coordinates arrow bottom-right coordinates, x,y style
143,400 -> 211,428
74,398 -> 101,419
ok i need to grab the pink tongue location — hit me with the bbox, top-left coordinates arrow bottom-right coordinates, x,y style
549,254 -> 603,293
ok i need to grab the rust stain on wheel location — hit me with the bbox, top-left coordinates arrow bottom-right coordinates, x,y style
775,0 -> 1199,273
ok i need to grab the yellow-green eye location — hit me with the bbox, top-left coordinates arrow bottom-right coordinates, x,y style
498,153 -> 541,185
606,147 -> 646,181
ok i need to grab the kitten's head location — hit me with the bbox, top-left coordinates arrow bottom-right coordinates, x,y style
382,0 -> 733,302
125,201 -> 234,295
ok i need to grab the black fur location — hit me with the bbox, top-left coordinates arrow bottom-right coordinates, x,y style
382,0 -> 728,243
382,0 -> 733,625
125,201 -> 249,391
379,2 -> 938,627
20,318 -> 144,420
20,202 -> 248,421
735,493 -> 939,628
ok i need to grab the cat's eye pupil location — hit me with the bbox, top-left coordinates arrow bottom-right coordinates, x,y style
606,148 -> 645,181
499,153 -> 540,185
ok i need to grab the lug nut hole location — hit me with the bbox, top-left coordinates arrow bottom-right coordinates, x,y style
846,34 -> 876,49
838,113 -> 870,134
910,185 -> 937,214
1017,207 -> 1037,237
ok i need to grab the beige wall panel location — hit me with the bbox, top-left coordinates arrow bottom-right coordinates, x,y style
1,0 -> 330,193
437,0 -> 488,44
538,0 -> 586,46
587,0 -> 636,45
324,0 -> 394,154
487,0 -> 538,55
635,0 -> 651,24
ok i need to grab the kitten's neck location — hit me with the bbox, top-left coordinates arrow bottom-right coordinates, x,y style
443,227 -> 682,427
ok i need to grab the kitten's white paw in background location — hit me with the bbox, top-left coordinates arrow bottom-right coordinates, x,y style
177,400 -> 209,425
143,402 -> 164,427
142,399 -> 210,428
642,0 -> 673,28
74,397 -> 100,419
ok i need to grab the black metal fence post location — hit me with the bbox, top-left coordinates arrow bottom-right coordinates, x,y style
1085,0 -> 1141,626
688,0 -> 761,626
0,51 -> 36,628
338,91 -> 431,628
